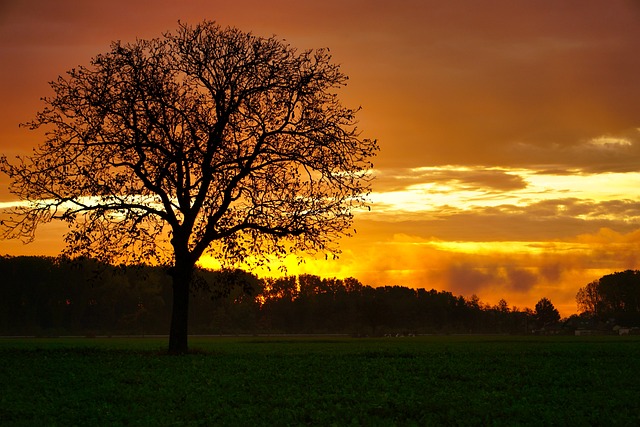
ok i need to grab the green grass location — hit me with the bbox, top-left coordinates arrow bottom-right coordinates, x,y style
2,336 -> 640,426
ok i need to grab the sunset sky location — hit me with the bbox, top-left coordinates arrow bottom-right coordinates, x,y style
2,0 -> 640,316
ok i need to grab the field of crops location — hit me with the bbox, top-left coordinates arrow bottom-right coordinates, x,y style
2,335 -> 640,426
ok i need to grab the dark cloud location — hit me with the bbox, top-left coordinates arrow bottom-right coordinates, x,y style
374,167 -> 528,193
505,267 -> 538,293
441,263 -> 497,294
433,264 -> 538,297
434,262 -> 537,296
539,262 -> 564,283
507,133 -> 640,173
429,169 -> 528,192
360,197 -> 640,242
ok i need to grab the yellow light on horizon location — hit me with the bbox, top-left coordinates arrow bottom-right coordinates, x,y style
366,166 -> 640,218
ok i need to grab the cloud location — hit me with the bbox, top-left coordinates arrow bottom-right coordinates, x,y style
370,165 -> 640,220
441,263 -> 496,292
505,267 -> 538,293
357,3 -> 640,171
412,167 -> 528,192
359,195 -> 640,243
325,226 -> 640,316
509,130 -> 640,173
590,136 -> 633,148
373,166 -> 528,194
574,227 -> 640,246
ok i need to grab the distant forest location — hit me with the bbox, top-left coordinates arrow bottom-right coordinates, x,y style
1,256 -> 639,336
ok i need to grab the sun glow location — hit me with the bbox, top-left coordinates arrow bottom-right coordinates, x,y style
369,167 -> 640,217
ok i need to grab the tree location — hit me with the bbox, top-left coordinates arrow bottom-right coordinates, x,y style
0,21 -> 377,353
577,270 -> 640,325
534,297 -> 560,329
576,279 -> 601,316
496,299 -> 510,313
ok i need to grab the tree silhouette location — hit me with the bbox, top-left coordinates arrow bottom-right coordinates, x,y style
0,21 -> 377,353
534,297 -> 560,330
2,255 -> 571,336
576,280 -> 601,316
577,270 -> 640,325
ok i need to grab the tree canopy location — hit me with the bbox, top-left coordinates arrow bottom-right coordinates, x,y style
576,270 -> 640,325
0,21 -> 377,353
534,297 -> 560,329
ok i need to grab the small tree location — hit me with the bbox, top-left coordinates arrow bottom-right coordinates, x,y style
0,21 -> 377,353
534,297 -> 560,330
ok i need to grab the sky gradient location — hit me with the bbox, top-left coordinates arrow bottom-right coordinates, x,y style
1,0 -> 640,316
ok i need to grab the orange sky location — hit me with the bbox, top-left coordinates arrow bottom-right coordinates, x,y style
1,0 -> 640,316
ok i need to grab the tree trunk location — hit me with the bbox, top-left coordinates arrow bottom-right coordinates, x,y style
168,262 -> 192,354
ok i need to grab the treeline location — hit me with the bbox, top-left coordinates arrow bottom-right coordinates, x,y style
0,255 -> 619,337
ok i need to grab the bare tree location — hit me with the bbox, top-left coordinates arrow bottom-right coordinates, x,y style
576,279 -> 601,316
0,21 -> 377,353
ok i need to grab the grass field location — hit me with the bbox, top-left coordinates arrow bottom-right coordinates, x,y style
2,335 -> 640,426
